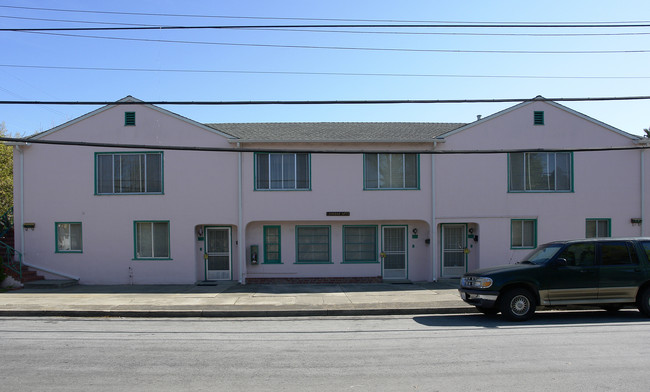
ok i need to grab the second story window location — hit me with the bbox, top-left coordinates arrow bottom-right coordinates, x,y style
509,152 -> 572,192
255,153 -> 310,190
96,152 -> 163,195
364,153 -> 419,190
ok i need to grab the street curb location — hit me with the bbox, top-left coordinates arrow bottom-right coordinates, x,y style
0,307 -> 478,318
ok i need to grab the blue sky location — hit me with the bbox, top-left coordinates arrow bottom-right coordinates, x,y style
1,0 -> 649,136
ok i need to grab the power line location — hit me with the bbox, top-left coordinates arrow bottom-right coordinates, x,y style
2,96 -> 650,106
2,64 -> 648,80
21,31 -> 650,54
1,136 -> 647,154
5,22 -> 650,32
2,5 -> 649,25
6,15 -> 650,36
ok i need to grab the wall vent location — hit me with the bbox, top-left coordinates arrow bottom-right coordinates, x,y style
125,112 -> 136,126
533,111 -> 544,125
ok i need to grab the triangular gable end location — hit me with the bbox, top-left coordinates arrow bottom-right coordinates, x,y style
436,96 -> 641,141
28,96 -> 237,140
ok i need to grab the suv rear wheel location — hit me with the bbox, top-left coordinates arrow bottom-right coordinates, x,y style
638,287 -> 650,317
499,288 -> 536,321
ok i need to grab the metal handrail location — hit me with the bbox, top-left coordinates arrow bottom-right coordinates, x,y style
0,239 -> 22,280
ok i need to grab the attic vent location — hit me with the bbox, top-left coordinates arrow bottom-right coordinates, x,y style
533,111 -> 544,125
125,112 -> 136,126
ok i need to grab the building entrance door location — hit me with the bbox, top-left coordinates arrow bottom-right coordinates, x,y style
205,227 -> 231,280
442,224 -> 467,277
382,226 -> 407,280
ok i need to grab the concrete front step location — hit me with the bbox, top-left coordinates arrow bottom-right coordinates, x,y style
23,279 -> 79,289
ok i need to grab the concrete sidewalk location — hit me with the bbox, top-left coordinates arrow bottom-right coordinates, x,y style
0,280 -> 474,318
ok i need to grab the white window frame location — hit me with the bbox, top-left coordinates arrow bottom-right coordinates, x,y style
134,221 -> 170,260
509,152 -> 572,192
56,222 -> 82,253
364,153 -> 419,190
96,152 -> 163,195
511,219 -> 537,249
255,153 -> 310,190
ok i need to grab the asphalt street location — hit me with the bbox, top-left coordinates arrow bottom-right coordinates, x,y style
2,311 -> 649,391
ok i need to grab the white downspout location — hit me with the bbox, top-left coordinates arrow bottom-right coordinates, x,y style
641,149 -> 645,236
431,145 -> 437,281
238,144 -> 245,284
19,146 -> 24,255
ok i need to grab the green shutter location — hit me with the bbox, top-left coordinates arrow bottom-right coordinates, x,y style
125,112 -> 136,126
534,111 -> 544,125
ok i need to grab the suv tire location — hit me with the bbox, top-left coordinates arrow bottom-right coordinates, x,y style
638,287 -> 650,317
499,288 -> 536,321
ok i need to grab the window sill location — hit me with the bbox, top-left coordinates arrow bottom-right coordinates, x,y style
132,258 -> 173,261
294,261 -> 333,264
96,192 -> 164,196
341,261 -> 380,264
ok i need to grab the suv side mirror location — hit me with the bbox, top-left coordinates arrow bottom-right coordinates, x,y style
553,258 -> 568,267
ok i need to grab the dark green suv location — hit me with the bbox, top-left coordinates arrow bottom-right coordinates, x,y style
459,238 -> 650,321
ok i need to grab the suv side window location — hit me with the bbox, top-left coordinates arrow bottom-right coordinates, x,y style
600,242 -> 638,266
558,243 -> 595,266
641,241 -> 650,263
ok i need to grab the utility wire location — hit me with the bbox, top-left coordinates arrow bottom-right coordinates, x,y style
1,64 -> 648,80
6,16 -> 650,36
20,31 -> 650,54
5,22 -> 650,32
2,5 -> 649,25
2,96 -> 650,106
1,136 -> 647,154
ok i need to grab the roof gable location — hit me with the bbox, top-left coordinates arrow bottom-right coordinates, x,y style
28,96 -> 235,140
438,96 -> 640,141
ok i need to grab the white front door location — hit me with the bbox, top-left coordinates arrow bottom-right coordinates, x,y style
205,227 -> 231,280
382,226 -> 407,280
441,224 -> 467,277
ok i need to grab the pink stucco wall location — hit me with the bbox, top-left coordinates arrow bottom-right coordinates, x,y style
12,99 -> 647,284
433,101 -> 645,270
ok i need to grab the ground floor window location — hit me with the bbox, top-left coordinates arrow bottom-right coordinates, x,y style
296,226 -> 330,263
134,221 -> 170,259
511,219 -> 536,249
56,222 -> 82,253
586,219 -> 611,238
263,226 -> 281,263
343,225 -> 377,262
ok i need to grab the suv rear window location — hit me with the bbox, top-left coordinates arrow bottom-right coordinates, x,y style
600,242 -> 638,265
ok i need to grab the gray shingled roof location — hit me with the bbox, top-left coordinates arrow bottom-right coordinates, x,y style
205,122 -> 467,143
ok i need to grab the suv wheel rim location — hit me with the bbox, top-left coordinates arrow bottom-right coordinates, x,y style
510,295 -> 530,316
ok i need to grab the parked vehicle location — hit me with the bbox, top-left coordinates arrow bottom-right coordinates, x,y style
458,238 -> 650,320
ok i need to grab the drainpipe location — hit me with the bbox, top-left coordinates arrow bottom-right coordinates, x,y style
237,144 -> 245,284
18,146 -> 24,255
431,143 -> 437,281
642,149 -> 645,236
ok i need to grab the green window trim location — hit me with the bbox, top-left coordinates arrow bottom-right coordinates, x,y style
586,218 -> 611,238
295,225 -> 331,264
254,152 -> 311,191
133,220 -> 171,260
508,151 -> 573,193
511,219 -> 537,249
95,151 -> 164,195
363,153 -> 420,190
343,225 -> 379,263
263,225 -> 282,264
55,222 -> 83,253
125,112 -> 136,126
